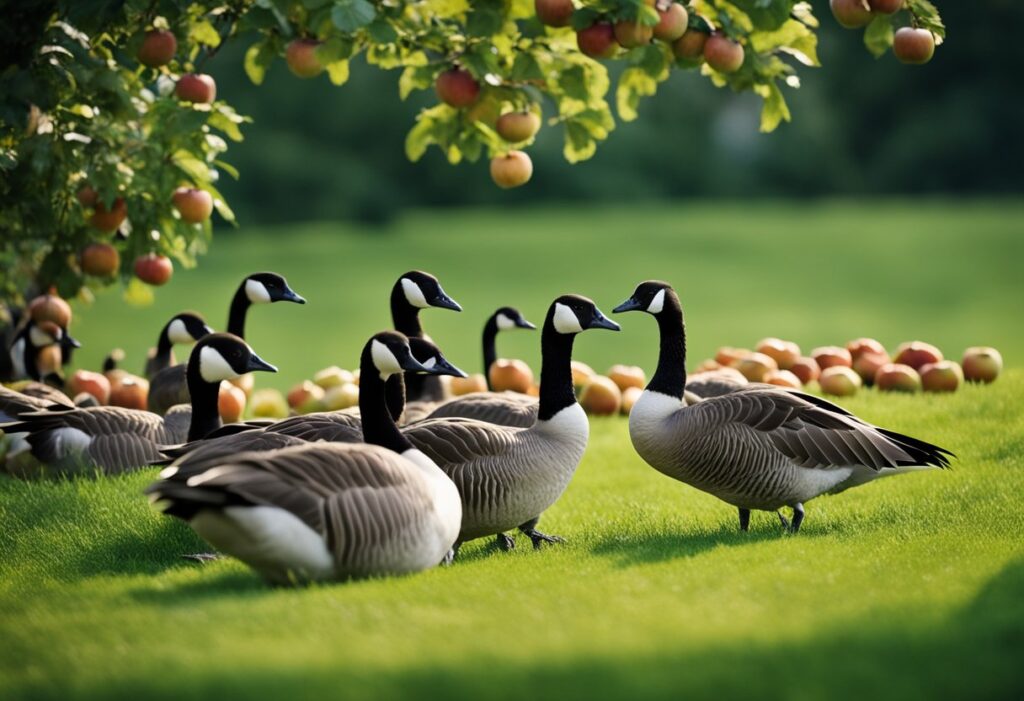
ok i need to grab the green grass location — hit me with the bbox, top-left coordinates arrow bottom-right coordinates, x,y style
3,199 -> 1024,700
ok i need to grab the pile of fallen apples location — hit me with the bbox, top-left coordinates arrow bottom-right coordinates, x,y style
698,337 -> 1002,398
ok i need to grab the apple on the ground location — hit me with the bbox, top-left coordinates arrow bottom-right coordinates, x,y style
218,383 -> 247,423
756,337 -> 801,370
250,388 -> 289,419
875,363 -> 922,393
735,352 -> 778,382
893,341 -> 943,370
607,364 -> 646,392
920,361 -> 963,393
489,359 -> 534,394
68,370 -> 111,405
852,351 -> 891,385
811,346 -> 853,370
580,376 -> 622,416
763,369 -> 802,389
819,366 -> 861,397
961,347 -> 1002,384
621,386 -> 643,415
452,374 -> 488,396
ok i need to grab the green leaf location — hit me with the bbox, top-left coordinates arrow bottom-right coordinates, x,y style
331,0 -> 376,33
728,0 -> 796,31
906,0 -> 945,40
326,60 -> 350,86
406,115 -> 435,162
467,0 -> 506,37
864,15 -> 894,58
367,19 -> 398,44
124,277 -> 154,307
189,19 -> 221,48
558,66 -> 589,102
755,80 -> 791,133
510,52 -> 544,82
564,120 -> 595,164
615,68 -> 657,122
399,65 -> 435,100
244,42 -> 275,86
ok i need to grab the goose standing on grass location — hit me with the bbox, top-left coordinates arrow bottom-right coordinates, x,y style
143,312 -> 213,378
417,307 -> 540,427
0,334 -> 276,476
147,272 -> 304,415
146,331 -> 465,584
612,281 -> 953,533
390,271 -> 462,403
401,294 -> 619,556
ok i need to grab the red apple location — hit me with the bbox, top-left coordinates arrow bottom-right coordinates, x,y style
571,360 -> 596,389
875,363 -> 922,393
819,366 -> 861,397
28,292 -> 72,327
621,386 -> 642,415
893,341 -> 943,371
607,364 -> 646,392
490,151 -> 533,189
715,346 -> 752,367
829,0 -> 873,29
704,34 -> 744,73
763,370 -> 802,390
109,375 -> 149,410
756,337 -> 801,370
672,30 -> 708,61
580,376 -> 622,416
893,27 -> 935,65
137,30 -> 177,68
869,0 -> 903,14
789,357 -> 820,385
654,4 -> 688,42
735,352 -> 779,383
812,346 -> 853,370
435,68 -> 480,108
175,73 -> 216,103
89,197 -> 127,232
288,380 -> 324,410
577,23 -> 617,59
496,112 -> 541,143
852,351 -> 891,385
614,20 -> 653,49
920,361 -> 962,393
286,39 -> 324,78
80,242 -> 120,277
76,185 -> 98,207
172,187 -> 214,223
961,347 -> 1002,384
534,0 -> 574,27
693,359 -> 722,374
451,374 -> 488,396
218,382 -> 247,423
68,370 -> 111,405
489,359 -> 534,394
134,254 -> 173,286
846,337 -> 887,360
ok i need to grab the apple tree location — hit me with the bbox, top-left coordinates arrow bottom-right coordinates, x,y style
0,0 -> 945,308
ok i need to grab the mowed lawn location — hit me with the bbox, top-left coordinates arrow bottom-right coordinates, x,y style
2,200 -> 1024,700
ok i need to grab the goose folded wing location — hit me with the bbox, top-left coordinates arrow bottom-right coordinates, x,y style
422,392 -> 538,428
269,413 -> 363,443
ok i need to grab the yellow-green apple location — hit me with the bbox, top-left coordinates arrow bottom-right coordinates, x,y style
580,376 -> 622,415
961,347 -> 1002,384
496,111 -> 541,143
875,363 -> 922,393
250,388 -> 289,419
615,20 -> 653,48
819,366 -> 861,397
322,383 -> 359,411
287,380 -> 324,411
313,366 -> 354,390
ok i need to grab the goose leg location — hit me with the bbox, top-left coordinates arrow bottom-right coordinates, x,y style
738,508 -> 751,532
518,518 -> 565,550
442,543 -> 461,566
789,503 -> 805,533
776,512 -> 790,529
494,533 -> 516,551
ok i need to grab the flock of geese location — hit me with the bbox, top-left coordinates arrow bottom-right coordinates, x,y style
0,272 -> 952,584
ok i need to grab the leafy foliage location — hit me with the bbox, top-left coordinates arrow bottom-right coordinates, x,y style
0,0 -> 946,306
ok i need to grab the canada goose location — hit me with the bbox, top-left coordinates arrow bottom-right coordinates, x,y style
8,321 -> 80,382
390,271 -> 462,403
416,306 -> 539,427
145,331 -> 465,584
1,334 -> 276,476
0,382 -> 73,423
157,337 -> 466,466
148,272 -> 304,415
612,281 -> 953,532
143,312 -> 213,378
401,294 -> 619,556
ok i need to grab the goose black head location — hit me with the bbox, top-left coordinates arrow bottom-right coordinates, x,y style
396,271 -> 462,312
493,306 -> 537,331
408,337 -> 469,378
613,281 -> 677,317
548,295 -> 620,335
166,312 -> 214,345
243,272 -> 306,305
365,331 -> 454,380
30,321 -> 80,350
192,333 -> 277,384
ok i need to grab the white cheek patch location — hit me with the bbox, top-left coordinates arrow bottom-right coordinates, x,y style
199,346 -> 239,383
647,289 -> 666,314
371,339 -> 403,378
29,327 -> 55,347
245,279 -> 272,304
552,303 -> 584,334
167,319 -> 193,345
401,278 -> 430,309
495,313 -> 515,331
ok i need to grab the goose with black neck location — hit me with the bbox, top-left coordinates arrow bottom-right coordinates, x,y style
613,281 -> 953,533
143,312 -> 213,378
390,270 -> 462,404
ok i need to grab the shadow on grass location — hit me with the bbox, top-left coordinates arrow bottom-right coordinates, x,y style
126,569 -> 266,606
17,557 -> 1024,701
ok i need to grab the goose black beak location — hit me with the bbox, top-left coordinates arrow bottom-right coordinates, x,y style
279,287 -> 306,304
588,310 -> 621,331
431,356 -> 469,379
65,334 -> 82,349
431,288 -> 462,312
612,297 -> 643,314
516,318 -> 538,330
246,354 -> 278,373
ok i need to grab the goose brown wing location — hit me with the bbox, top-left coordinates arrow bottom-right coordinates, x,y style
147,365 -> 189,415
421,392 -> 538,428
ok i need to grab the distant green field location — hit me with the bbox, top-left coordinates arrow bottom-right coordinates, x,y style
2,200 -> 1023,700
67,198 -> 1024,392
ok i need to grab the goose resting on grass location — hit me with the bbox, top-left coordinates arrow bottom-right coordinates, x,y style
612,281 -> 953,533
